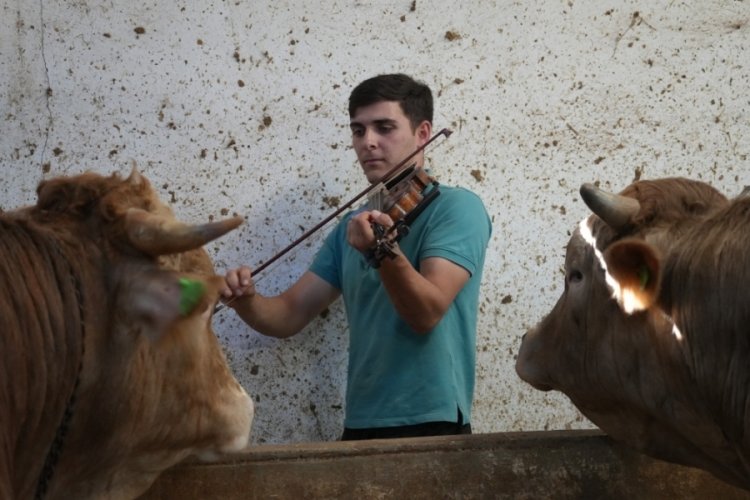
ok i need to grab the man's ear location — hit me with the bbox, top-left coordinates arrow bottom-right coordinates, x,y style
416,119 -> 432,144
604,238 -> 662,314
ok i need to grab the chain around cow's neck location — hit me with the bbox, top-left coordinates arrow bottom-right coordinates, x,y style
34,244 -> 87,500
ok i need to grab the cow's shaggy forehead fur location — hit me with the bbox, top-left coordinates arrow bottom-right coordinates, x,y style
590,178 -> 728,250
33,172 -> 172,252
37,171 -> 161,216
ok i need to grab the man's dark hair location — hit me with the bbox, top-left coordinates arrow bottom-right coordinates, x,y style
348,74 -> 433,130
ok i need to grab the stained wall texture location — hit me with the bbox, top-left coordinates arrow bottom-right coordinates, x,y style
1,0 -> 748,445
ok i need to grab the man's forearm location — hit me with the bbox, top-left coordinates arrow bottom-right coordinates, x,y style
231,294 -> 300,339
378,254 -> 446,334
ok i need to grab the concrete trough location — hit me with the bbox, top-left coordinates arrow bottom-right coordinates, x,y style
140,430 -> 750,499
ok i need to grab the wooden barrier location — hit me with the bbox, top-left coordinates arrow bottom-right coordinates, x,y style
140,430 -> 750,499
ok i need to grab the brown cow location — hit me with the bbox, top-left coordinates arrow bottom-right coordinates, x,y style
516,177 -> 750,490
0,168 -> 253,499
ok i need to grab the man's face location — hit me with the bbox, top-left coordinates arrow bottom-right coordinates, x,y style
349,100 -> 431,184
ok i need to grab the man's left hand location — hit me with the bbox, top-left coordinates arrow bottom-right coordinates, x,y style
347,210 -> 395,253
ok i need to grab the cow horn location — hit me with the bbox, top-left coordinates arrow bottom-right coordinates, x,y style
125,208 -> 243,255
580,183 -> 641,229
128,161 -> 144,185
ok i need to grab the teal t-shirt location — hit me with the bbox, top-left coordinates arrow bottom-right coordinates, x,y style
309,183 -> 492,429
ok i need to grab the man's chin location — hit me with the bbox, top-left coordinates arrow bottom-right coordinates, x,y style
364,167 -> 389,184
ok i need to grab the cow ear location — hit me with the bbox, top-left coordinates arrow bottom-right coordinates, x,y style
122,271 -> 216,342
603,238 -> 661,314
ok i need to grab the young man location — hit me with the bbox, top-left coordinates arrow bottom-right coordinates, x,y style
222,73 -> 492,440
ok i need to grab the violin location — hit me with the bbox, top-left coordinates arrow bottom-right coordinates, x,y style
373,164 -> 440,235
215,128 -> 452,310
364,163 -> 440,267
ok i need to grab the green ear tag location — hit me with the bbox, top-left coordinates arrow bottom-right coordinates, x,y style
638,266 -> 650,290
179,278 -> 206,316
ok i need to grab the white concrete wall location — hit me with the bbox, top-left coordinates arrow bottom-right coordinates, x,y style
1,0 -> 748,445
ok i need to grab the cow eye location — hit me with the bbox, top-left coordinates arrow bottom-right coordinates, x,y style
567,270 -> 583,284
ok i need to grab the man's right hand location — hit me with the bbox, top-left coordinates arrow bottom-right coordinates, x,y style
221,266 -> 256,308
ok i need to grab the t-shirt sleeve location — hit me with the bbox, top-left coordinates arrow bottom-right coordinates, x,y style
309,217 -> 346,290
420,188 -> 492,276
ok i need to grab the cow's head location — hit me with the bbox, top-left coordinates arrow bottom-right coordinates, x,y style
517,178 -> 726,385
27,168 -> 253,499
515,178 -> 735,473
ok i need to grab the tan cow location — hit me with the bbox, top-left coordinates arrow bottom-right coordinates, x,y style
0,168 -> 253,499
